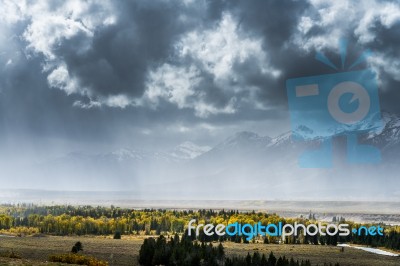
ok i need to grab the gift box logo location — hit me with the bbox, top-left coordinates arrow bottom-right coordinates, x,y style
286,40 -> 382,168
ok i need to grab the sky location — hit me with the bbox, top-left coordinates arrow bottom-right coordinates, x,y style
0,0 -> 400,193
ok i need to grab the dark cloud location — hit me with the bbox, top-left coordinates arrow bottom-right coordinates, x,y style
54,1 -> 208,100
0,0 -> 400,150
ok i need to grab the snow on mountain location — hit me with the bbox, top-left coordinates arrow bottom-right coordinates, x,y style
110,148 -> 146,161
35,112 -> 400,198
269,112 -> 400,152
382,111 -> 400,128
55,112 -> 400,168
269,131 -> 292,147
213,131 -> 271,151
365,111 -> 400,150
96,141 -> 211,163
169,141 -> 211,160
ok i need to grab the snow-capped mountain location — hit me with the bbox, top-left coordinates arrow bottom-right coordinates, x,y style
109,148 -> 148,161
105,142 -> 211,162
51,111 -> 400,172
169,141 -> 211,160
268,131 -> 292,147
213,131 -> 271,151
65,142 -> 212,164
364,111 -> 400,150
28,112 -> 400,199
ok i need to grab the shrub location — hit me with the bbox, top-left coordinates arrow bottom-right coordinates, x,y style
0,250 -> 22,259
71,241 -> 83,253
0,226 -> 40,236
49,253 -> 108,266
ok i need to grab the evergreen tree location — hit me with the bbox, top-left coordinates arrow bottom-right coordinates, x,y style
71,241 -> 83,253
245,252 -> 252,266
268,251 -> 277,266
113,231 -> 121,239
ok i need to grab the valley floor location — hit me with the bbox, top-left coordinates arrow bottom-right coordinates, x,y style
0,235 -> 399,266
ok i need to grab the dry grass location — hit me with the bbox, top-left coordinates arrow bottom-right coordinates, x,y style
0,235 -> 399,266
0,235 -> 142,266
0,256 -> 69,265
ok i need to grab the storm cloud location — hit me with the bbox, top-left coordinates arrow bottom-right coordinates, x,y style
1,0 -> 400,191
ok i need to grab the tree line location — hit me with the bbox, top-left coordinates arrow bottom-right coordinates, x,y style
139,234 -> 339,266
0,205 -> 399,250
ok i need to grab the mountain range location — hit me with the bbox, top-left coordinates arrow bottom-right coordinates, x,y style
14,112 -> 400,200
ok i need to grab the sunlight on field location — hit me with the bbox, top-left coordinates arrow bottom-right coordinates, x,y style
0,236 -> 399,266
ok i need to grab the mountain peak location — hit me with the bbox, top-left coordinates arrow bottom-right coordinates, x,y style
381,111 -> 400,128
233,131 -> 261,139
214,131 -> 271,151
170,141 -> 211,160
110,148 -> 145,161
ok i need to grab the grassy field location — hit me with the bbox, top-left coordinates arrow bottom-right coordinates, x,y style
0,235 -> 399,266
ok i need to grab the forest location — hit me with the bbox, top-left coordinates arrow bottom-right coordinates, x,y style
138,234 -> 340,266
0,204 -> 399,251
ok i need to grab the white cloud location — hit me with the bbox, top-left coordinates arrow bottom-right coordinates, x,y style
103,94 -> 132,109
292,0 -> 400,85
47,64 -> 80,95
24,15 -> 93,60
178,13 -> 280,81
73,100 -> 101,109
145,12 -> 280,117
145,64 -> 201,109
2,2 -> 281,115
295,0 -> 400,49
0,0 -> 25,24
1,0 -> 117,105
4,0 -> 399,116
73,95 -> 134,109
